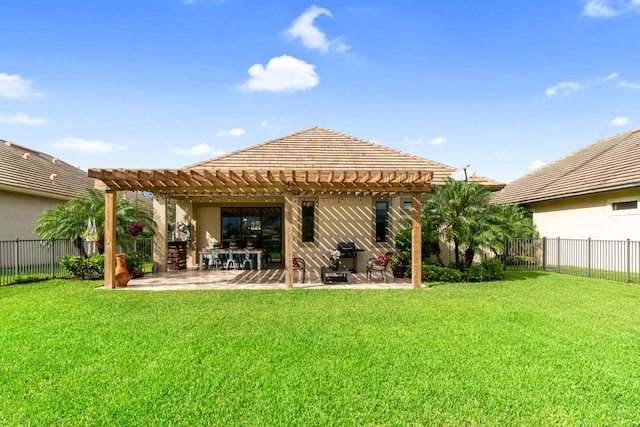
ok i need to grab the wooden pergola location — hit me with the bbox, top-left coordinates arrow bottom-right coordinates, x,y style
89,167 -> 433,289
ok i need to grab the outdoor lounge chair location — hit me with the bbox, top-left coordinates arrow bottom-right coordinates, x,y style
293,257 -> 305,283
366,251 -> 393,283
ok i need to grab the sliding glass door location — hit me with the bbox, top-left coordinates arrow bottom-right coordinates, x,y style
221,207 -> 282,264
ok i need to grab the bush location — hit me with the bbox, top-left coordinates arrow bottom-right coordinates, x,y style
422,264 -> 462,282
506,255 -> 536,266
464,258 -> 505,282
60,254 -> 105,279
125,252 -> 147,278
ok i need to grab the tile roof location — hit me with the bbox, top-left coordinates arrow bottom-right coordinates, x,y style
0,139 -> 95,199
188,127 -> 503,188
492,128 -> 640,204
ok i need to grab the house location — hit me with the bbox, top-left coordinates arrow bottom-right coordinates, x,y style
492,128 -> 640,240
89,127 -> 503,288
0,139 -> 95,241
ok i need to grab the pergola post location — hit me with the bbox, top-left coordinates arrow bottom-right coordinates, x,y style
153,196 -> 168,273
411,192 -> 422,288
104,189 -> 117,289
284,192 -> 294,289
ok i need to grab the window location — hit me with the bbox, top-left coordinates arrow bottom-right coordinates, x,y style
302,201 -> 315,242
612,200 -> 637,211
403,201 -> 412,212
375,201 -> 388,242
221,207 -> 282,263
608,197 -> 640,216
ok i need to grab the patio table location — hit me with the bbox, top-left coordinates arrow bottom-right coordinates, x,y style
320,267 -> 351,284
198,248 -> 263,270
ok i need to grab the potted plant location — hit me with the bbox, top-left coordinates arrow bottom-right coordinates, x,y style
391,254 -> 409,278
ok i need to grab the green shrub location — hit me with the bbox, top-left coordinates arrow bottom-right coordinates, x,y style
60,255 -> 87,278
506,255 -> 536,266
60,254 -> 105,279
85,254 -> 105,278
125,252 -> 146,278
464,258 -> 505,282
421,264 -> 462,282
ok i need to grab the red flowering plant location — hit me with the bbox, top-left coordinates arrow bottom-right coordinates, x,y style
128,223 -> 144,238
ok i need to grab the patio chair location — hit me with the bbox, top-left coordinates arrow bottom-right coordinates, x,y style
261,247 -> 272,267
208,247 -> 221,270
366,251 -> 393,283
293,257 -> 305,283
241,248 -> 255,270
226,248 -> 240,270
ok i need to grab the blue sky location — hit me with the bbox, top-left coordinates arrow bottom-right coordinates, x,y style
1,0 -> 639,183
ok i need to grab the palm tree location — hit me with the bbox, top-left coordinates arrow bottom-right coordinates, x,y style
426,178 -> 491,268
35,189 -> 156,256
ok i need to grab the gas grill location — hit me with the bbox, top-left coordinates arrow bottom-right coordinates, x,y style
336,242 -> 363,273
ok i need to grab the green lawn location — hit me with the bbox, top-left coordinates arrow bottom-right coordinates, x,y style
1,272 -> 639,425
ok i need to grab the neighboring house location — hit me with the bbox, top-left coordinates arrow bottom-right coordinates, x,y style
0,139 -> 95,240
492,128 -> 640,240
89,127 -> 503,288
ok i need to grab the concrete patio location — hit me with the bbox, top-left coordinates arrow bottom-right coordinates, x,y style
116,268 -> 420,290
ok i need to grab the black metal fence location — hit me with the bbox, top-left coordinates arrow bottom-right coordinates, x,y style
0,238 -> 153,286
504,237 -> 640,283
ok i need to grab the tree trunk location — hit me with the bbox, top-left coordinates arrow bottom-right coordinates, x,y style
464,247 -> 475,268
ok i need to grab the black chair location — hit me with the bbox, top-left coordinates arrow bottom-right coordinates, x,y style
366,251 -> 393,283
293,257 -> 305,283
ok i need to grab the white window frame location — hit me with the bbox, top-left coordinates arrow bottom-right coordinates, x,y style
607,196 -> 640,216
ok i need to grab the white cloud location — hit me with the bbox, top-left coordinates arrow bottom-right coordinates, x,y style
216,128 -> 245,137
529,159 -> 546,170
603,72 -> 619,81
404,136 -> 424,145
611,116 -> 630,126
0,73 -> 41,99
170,143 -> 225,157
0,112 -> 46,125
620,80 -> 640,89
583,0 -> 640,17
584,0 -> 619,17
285,5 -> 350,53
546,81 -> 580,97
430,137 -> 447,146
50,137 -> 127,153
240,55 -> 319,93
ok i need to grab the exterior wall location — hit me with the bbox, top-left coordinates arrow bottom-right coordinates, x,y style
0,189 -> 68,241
188,193 -> 409,271
292,195 -> 394,273
530,188 -> 640,241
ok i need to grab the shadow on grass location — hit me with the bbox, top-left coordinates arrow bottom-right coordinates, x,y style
501,270 -> 552,281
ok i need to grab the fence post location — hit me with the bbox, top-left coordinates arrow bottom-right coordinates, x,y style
542,237 -> 547,271
14,238 -> 19,277
587,238 -> 591,278
51,240 -> 56,278
503,238 -> 508,271
626,238 -> 631,282
557,237 -> 561,273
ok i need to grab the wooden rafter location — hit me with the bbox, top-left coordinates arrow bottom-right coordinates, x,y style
87,168 -> 433,196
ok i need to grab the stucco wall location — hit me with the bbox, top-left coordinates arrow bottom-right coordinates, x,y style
531,189 -> 640,240
0,190 -> 66,241
188,194 -> 408,271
